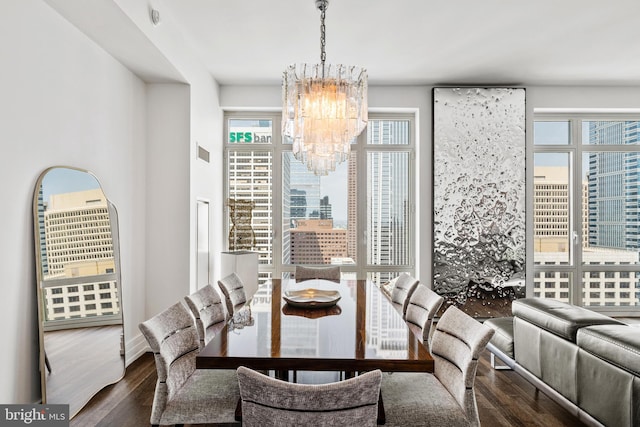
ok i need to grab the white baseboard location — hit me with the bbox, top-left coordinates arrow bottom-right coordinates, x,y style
125,333 -> 150,366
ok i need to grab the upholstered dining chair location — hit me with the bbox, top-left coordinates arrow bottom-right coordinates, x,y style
184,284 -> 226,349
381,306 -> 495,427
237,366 -> 382,427
218,272 -> 248,315
294,265 -> 341,283
390,273 -> 420,317
404,283 -> 444,344
139,302 -> 240,426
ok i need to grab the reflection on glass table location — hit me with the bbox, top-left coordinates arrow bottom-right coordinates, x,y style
197,279 -> 433,373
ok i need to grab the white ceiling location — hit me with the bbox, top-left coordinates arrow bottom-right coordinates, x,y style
160,0 -> 640,87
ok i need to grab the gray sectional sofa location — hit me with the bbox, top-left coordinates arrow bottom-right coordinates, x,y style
485,298 -> 640,427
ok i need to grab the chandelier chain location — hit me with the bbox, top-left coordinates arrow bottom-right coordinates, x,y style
319,0 -> 326,76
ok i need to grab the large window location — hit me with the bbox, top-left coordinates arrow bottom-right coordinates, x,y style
225,113 -> 415,280
533,115 -> 640,312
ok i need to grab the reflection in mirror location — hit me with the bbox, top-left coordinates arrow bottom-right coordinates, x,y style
33,167 -> 125,418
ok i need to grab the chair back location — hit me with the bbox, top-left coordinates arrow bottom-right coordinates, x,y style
184,284 -> 225,348
295,265 -> 341,282
237,366 -> 382,427
431,306 -> 495,427
218,272 -> 247,315
405,283 -> 444,343
139,302 -> 200,423
390,273 -> 419,315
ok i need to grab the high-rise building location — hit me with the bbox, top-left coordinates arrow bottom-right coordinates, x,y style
287,158 -> 321,221
290,219 -> 347,264
365,120 -> 411,266
36,184 -> 48,275
535,250 -> 638,306
587,121 -> 640,250
229,119 -> 410,269
347,155 -> 357,260
290,189 -> 308,219
227,146 -> 273,264
42,189 -> 120,320
319,196 -> 332,219
533,159 -> 640,306
533,166 -> 589,252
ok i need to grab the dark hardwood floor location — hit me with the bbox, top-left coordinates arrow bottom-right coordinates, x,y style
71,350 -> 585,427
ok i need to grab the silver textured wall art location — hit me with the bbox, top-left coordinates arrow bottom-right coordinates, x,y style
433,87 -> 526,317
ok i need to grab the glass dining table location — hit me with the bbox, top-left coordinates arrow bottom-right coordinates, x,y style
197,278 -> 433,373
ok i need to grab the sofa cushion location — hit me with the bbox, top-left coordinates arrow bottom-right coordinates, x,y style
484,317 -> 514,358
577,324 -> 640,377
512,298 -> 623,342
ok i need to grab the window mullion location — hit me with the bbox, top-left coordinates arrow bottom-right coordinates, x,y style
571,118 -> 583,306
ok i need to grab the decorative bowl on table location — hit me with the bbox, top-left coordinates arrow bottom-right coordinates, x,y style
283,288 -> 341,308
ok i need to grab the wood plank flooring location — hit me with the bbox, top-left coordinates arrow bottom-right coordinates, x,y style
71,350 -> 586,427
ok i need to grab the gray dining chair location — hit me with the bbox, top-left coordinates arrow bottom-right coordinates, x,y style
294,265 -> 341,283
404,283 -> 444,344
381,306 -> 495,427
218,272 -> 248,315
237,366 -> 382,427
139,302 -> 240,426
390,273 -> 420,316
184,284 -> 226,349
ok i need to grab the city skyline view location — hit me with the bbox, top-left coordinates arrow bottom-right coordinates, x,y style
37,186 -> 120,322
227,117 -> 412,269
534,119 -> 640,307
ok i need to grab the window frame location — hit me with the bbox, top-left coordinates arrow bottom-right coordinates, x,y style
532,112 -> 640,315
224,111 -> 416,280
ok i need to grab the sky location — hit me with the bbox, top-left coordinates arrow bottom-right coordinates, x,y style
40,167 -> 101,203
534,121 -> 590,175
319,160 -> 348,223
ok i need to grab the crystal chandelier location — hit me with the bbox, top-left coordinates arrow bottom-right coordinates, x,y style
282,0 -> 368,176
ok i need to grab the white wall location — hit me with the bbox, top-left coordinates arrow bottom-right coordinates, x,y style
43,0 -> 226,325
528,86 -> 640,109
1,0 -> 224,406
44,0 -> 226,316
110,0 -> 225,299
145,84 -> 191,313
1,0 -> 148,404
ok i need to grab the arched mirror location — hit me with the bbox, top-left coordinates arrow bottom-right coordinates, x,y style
33,166 -> 125,418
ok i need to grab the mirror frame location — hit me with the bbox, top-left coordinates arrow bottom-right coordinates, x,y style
33,166 -> 125,417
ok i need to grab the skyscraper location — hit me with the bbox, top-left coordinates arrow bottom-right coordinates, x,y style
364,120 -> 411,266
290,189 -> 308,219
287,157 -> 321,221
226,118 -> 276,267
319,195 -> 332,219
290,219 -> 347,264
347,155 -> 357,260
42,189 -> 120,320
533,122 -> 640,306
587,121 -> 640,250
533,166 -> 589,252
